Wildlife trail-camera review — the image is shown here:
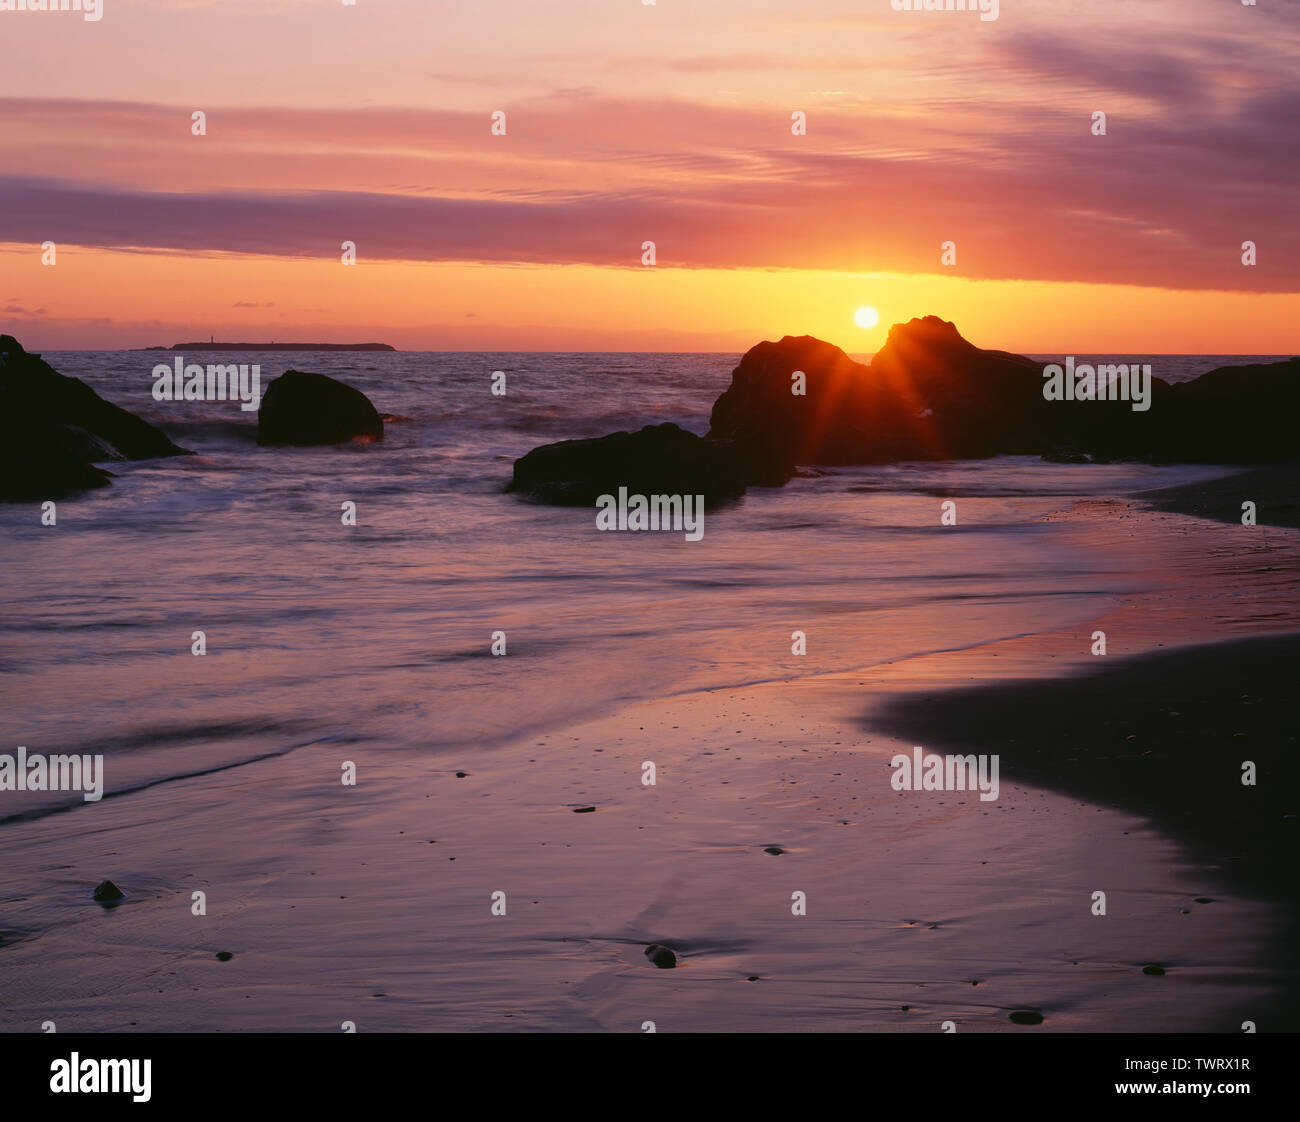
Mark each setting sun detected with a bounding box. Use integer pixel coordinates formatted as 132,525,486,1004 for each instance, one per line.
854,305,880,329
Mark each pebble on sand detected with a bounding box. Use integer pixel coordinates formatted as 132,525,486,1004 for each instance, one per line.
92,880,124,903
644,944,677,969
1009,1010,1043,1025
573,806,596,813
763,846,785,855
1142,964,1166,976
216,951,234,962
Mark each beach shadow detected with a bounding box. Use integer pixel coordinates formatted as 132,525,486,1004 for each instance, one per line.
870,632,1300,1028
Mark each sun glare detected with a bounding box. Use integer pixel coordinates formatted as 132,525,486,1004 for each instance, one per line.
854,305,879,329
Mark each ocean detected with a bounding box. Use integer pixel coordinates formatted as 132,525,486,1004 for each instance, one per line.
0,349,1280,817
5,348,1300,1034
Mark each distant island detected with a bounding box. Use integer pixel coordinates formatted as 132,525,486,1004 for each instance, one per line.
140,342,397,352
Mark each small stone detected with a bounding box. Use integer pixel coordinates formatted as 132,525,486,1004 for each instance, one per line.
747,975,760,982
215,951,234,962
1142,964,1166,976
1009,1010,1043,1025
573,806,596,814
644,944,677,969
92,880,124,903
763,846,785,855
1194,897,1213,904
455,771,468,778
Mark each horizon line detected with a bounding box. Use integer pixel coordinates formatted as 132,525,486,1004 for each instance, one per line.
29,347,1300,357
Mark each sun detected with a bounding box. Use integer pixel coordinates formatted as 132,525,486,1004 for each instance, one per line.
853,305,879,329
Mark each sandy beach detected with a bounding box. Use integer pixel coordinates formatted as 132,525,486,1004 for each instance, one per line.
3,476,1296,1033
1138,461,1300,529
4,0,1297,1090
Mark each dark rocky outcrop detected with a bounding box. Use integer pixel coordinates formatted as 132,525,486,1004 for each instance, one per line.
3,438,116,501
709,317,1135,464
0,334,190,502
1160,357,1300,463
257,370,383,446
708,317,1300,466
506,422,750,507
508,316,1299,507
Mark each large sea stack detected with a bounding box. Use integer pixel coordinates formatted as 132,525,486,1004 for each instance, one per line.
511,314,1300,507
707,317,1300,465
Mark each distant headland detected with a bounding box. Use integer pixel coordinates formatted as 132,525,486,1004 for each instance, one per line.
140,342,397,352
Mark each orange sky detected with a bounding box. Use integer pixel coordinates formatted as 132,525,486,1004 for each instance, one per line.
1,0,1296,352
3,246,1296,354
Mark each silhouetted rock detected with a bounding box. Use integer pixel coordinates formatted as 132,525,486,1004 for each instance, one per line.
3,437,115,502
709,318,1072,464
644,943,677,968
0,334,190,502
92,880,124,903
1162,358,1300,463
257,370,383,446
506,422,750,507
508,319,1299,507
708,319,1300,466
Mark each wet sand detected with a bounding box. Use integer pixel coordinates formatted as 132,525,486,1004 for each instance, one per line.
872,633,1300,1030
0,671,1283,1033
1137,460,1300,528
2,482,1298,1033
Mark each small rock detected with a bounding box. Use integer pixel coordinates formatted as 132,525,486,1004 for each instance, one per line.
455,771,468,778
507,422,753,506
257,369,384,446
644,944,677,969
1194,897,1213,904
763,846,785,855
1142,964,1166,976
215,951,234,962
1009,1010,1043,1025
92,880,124,903
573,806,596,814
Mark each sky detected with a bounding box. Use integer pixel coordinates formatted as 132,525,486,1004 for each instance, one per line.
0,0,1296,352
